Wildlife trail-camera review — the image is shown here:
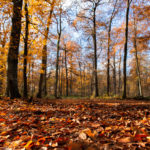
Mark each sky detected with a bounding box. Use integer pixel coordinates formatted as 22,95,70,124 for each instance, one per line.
63,0,73,8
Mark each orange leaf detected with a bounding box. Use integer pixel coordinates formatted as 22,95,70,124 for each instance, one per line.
24,140,33,149
0,112,6,116
118,137,131,143
37,137,46,144
0,118,5,122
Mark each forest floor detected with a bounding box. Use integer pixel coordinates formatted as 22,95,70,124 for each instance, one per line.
0,98,150,150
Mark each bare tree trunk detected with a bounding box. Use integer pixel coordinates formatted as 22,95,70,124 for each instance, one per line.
37,0,55,98
93,6,99,97
37,45,47,98
23,0,29,98
118,51,122,95
64,48,68,96
83,64,86,96
7,0,23,98
79,61,82,96
91,73,93,96
133,18,143,97
113,53,116,95
27,63,30,96
58,53,62,96
55,9,62,98
123,0,132,99
59,53,63,96
55,38,61,98
58,60,61,96
70,55,73,96
107,0,118,96
91,63,94,96
107,24,111,96
31,62,35,97
60,54,63,96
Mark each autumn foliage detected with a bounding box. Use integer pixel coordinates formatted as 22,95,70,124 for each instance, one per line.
0,0,150,148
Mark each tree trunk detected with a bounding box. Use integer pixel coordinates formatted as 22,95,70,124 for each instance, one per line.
118,51,122,95
113,53,116,95
7,0,23,98
37,0,55,98
6,78,9,97
65,48,69,96
91,72,93,96
91,63,94,96
83,65,86,96
123,0,132,99
31,62,34,97
55,9,62,98
107,19,112,96
93,6,99,97
69,55,73,96
58,60,61,95
37,45,47,98
60,54,63,96
55,40,60,98
133,18,143,97
58,53,62,96
107,24,111,96
23,0,29,98
79,61,82,96
107,0,118,96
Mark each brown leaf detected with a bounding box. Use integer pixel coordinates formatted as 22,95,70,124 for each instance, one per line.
68,142,82,150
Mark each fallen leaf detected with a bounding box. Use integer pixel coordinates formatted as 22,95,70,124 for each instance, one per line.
79,132,87,140
118,137,131,143
24,140,33,149
147,136,150,142
91,123,100,128
83,128,96,138
68,142,82,150
0,118,5,122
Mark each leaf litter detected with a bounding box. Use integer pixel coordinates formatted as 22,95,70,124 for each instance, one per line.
0,98,150,149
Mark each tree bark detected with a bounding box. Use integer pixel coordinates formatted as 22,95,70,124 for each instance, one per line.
107,23,111,96
70,55,73,96
55,8,62,98
58,53,62,96
107,0,118,96
133,18,143,97
93,6,99,97
60,53,63,96
113,53,116,95
83,64,86,96
79,61,82,96
118,51,122,95
31,62,34,97
7,0,23,98
23,0,29,98
37,0,55,98
123,0,132,99
64,48,69,96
